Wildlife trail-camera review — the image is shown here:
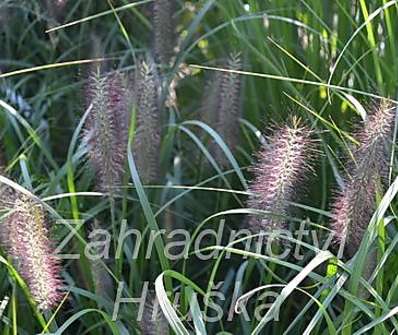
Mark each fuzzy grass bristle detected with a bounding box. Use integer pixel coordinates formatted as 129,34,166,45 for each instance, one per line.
131,58,162,183
331,100,396,258
0,196,62,310
200,53,243,167
153,0,177,66
331,175,380,258
247,117,316,235
84,70,129,193
352,100,396,177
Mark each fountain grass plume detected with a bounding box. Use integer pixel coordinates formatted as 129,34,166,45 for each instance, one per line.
331,100,396,257
153,0,177,66
247,116,317,235
132,58,162,183
217,53,242,163
200,53,243,166
200,71,222,127
351,100,396,177
331,175,380,258
84,70,129,193
0,196,62,310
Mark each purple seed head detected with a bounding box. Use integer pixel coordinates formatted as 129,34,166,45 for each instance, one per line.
247,117,316,234
331,175,379,258
352,100,395,177
331,101,396,257
200,53,243,166
131,58,162,183
153,0,177,66
0,196,62,310
84,70,129,192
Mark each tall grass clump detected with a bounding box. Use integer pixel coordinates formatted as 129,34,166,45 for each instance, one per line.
84,70,129,193
247,116,316,236
131,58,162,183
200,53,243,166
331,101,396,258
5,0,398,333
0,196,62,310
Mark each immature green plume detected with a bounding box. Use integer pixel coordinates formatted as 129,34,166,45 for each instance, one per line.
131,58,162,183
331,101,396,257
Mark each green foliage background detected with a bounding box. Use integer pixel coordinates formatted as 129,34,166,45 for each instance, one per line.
1,0,398,334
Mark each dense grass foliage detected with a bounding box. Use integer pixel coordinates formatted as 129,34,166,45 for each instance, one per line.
1,1,398,334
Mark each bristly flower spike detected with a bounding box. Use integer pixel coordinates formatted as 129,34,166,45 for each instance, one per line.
331,100,396,257
131,58,162,183
247,117,316,236
200,52,243,167
0,196,62,310
153,0,177,66
84,70,129,192
352,100,396,177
